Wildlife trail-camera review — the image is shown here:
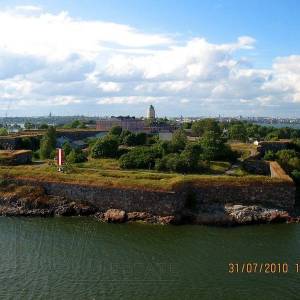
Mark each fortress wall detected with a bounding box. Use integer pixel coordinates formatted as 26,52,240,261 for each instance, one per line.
10,171,295,215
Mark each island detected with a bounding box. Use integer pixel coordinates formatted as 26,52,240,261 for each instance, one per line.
0,115,298,225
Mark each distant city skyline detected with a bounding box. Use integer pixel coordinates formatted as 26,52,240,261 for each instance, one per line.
0,1,300,117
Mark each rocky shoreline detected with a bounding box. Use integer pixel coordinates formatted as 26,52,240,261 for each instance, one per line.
0,183,298,225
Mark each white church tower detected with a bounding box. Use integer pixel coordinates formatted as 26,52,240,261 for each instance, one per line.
147,104,156,119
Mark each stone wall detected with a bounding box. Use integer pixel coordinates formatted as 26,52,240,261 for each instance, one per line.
0,135,42,150
0,150,32,165
56,130,106,141
257,140,291,155
191,180,294,210
11,168,295,215
242,159,270,175
0,137,19,150
11,179,184,216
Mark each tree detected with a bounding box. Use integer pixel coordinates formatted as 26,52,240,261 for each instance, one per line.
40,138,54,159
62,141,72,156
200,130,227,161
180,143,202,168
39,127,57,159
228,124,247,142
0,128,8,136
228,124,247,141
171,129,187,152
24,122,34,130
91,136,119,158
110,126,123,136
191,119,221,136
39,123,49,129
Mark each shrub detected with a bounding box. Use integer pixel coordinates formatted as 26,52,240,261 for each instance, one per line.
67,149,87,163
110,126,122,136
276,149,297,168
120,130,132,144
119,146,161,169
155,151,200,173
91,136,119,158
123,133,137,146
266,131,279,141
33,151,40,160
264,150,275,160
292,170,300,184
135,132,147,145
288,157,300,171
20,136,40,151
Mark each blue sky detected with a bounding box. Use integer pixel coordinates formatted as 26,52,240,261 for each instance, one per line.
0,0,299,117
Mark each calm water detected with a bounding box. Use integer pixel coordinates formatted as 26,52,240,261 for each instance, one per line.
1,218,300,299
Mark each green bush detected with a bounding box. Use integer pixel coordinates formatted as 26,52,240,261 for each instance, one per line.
91,136,119,158
67,149,87,163
123,133,137,146
276,149,297,168
292,170,300,184
110,126,122,136
119,146,161,169
264,150,275,160
33,151,40,160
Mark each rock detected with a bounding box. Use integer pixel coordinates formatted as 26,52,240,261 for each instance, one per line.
127,212,152,222
157,215,176,225
94,212,106,222
225,204,290,224
54,205,76,216
104,209,126,223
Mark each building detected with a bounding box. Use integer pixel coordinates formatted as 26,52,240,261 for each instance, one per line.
147,105,156,119
96,116,146,132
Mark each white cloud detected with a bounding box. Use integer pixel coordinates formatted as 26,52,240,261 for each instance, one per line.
0,7,172,61
98,82,121,92
0,6,300,116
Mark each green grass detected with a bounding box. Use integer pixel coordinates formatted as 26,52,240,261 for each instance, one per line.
0,158,283,192
209,161,231,173
229,142,258,160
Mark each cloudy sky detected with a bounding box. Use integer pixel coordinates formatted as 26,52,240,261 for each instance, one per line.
0,0,300,117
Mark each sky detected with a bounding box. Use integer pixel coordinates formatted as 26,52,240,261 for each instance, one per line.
0,0,300,117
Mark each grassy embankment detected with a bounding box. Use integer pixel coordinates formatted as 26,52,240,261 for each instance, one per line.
0,157,279,192
229,142,258,160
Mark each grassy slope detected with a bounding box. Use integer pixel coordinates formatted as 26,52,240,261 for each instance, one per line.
0,158,280,192
230,142,258,160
